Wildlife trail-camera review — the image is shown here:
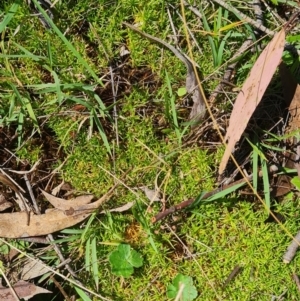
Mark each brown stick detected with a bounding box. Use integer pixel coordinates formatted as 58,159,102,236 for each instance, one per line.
222,265,243,288
50,275,72,301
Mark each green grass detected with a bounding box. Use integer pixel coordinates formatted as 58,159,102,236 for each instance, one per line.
1,0,300,300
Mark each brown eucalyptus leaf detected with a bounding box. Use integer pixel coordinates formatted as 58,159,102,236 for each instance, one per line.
41,190,93,210
219,29,286,174
0,210,92,238
0,280,51,300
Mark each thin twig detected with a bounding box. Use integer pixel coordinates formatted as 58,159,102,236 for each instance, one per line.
167,6,179,45
24,174,39,213
0,172,30,225
50,275,72,301
133,272,162,301
174,283,185,301
172,4,203,54
165,223,222,300
183,0,202,20
9,160,40,175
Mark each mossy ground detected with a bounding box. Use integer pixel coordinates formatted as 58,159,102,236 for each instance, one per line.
0,1,300,300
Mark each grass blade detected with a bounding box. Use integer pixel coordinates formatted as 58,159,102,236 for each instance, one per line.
261,157,271,209
31,0,101,84
91,237,99,291
0,1,20,33
252,143,259,193
74,287,93,301
85,238,91,272
205,181,247,202
92,108,112,155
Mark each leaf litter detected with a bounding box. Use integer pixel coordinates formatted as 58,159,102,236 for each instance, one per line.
0,184,117,238
0,280,51,301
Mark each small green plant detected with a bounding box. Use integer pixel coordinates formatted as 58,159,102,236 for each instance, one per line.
164,71,190,145
166,274,198,301
199,6,233,67
247,136,271,209
291,176,300,190
108,244,143,278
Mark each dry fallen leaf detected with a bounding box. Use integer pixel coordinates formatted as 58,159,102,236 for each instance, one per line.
21,259,50,280
0,280,51,301
0,185,116,238
219,28,286,174
41,190,93,211
139,186,161,202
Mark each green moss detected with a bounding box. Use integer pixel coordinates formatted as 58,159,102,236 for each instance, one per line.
1,1,298,300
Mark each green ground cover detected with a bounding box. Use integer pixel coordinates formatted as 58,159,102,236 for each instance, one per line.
0,0,300,300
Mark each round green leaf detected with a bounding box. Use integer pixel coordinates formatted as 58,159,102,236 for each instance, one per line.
177,87,187,97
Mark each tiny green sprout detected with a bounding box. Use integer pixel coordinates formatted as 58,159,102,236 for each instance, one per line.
108,244,143,278
291,176,300,191
167,274,198,301
177,87,187,97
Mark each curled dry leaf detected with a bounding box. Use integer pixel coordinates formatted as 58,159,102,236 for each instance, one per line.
219,29,286,174
41,190,93,210
0,280,51,301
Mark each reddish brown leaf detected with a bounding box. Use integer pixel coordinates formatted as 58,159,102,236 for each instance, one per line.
219,29,286,174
